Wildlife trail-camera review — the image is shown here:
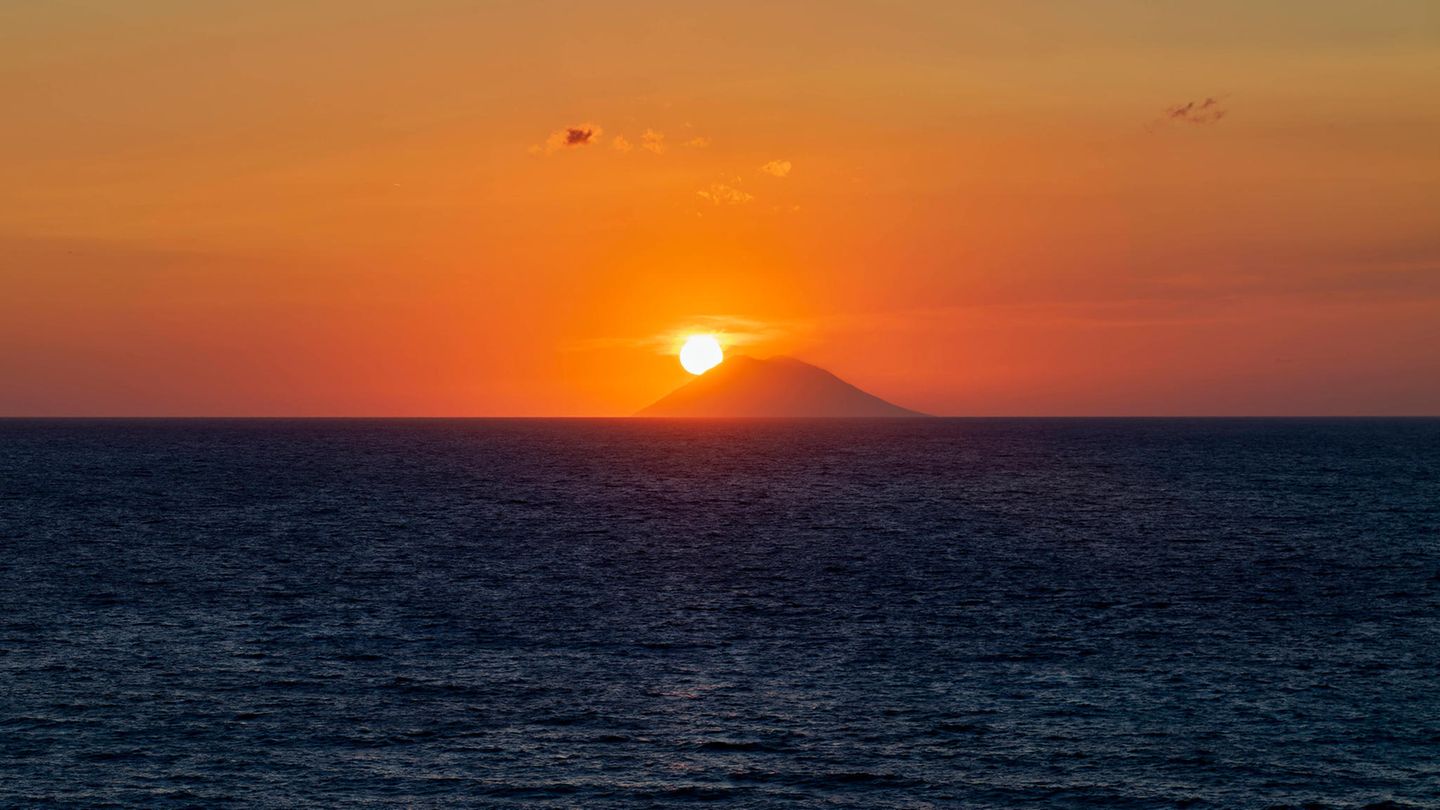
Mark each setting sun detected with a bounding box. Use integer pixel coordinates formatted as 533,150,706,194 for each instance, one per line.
679,335,724,375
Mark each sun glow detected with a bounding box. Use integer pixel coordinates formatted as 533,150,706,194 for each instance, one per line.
679,334,724,375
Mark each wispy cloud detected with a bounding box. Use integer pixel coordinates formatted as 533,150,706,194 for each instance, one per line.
669,315,799,352
529,118,718,162
568,315,807,354
697,182,754,205
760,159,792,178
529,119,797,212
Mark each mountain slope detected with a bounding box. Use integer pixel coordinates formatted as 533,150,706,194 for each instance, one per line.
636,356,927,417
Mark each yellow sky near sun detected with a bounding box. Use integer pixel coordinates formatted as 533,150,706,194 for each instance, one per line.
1,0,1438,414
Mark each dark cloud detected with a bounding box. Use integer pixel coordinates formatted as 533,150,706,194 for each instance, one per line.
531,122,604,154
1163,97,1227,125
564,127,596,145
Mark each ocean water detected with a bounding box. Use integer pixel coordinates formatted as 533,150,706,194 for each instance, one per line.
1,418,1438,808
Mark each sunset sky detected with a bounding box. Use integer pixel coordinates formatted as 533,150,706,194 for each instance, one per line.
3,1,1437,415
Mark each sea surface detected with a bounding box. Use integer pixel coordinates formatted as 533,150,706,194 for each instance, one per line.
2,418,1438,808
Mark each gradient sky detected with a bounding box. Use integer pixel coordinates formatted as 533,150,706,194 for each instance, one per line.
3,1,1438,415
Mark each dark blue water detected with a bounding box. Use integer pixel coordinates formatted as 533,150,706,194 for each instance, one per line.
2,419,1438,808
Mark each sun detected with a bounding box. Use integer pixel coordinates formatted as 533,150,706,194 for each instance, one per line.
679,334,724,375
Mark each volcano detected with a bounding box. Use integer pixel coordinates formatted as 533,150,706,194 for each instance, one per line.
636,355,927,417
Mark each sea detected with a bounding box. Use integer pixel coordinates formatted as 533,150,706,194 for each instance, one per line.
1,418,1437,808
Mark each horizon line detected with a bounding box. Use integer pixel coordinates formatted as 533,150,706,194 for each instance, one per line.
2,415,1439,420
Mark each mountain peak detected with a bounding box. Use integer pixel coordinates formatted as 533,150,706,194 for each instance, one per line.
636,355,926,417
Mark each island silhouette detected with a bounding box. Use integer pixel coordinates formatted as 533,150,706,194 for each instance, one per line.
637,355,926,417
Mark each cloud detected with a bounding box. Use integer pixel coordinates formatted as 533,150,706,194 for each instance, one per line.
662,315,800,352
529,123,708,158
760,159,792,178
1160,97,1227,126
697,182,754,205
568,315,808,355
533,122,604,154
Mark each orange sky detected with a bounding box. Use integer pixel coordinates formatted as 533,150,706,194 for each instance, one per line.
3,1,1438,415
